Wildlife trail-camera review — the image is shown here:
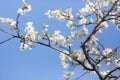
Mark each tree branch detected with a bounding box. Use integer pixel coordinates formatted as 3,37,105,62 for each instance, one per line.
75,72,88,80
0,36,16,44
0,28,16,36
103,67,120,80
34,41,94,71
15,13,21,37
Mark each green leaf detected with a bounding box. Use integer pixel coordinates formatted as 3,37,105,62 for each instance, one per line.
42,23,48,28
109,0,113,3
47,34,53,38
38,33,42,36
42,23,46,28
20,35,25,40
58,8,62,11
71,54,77,61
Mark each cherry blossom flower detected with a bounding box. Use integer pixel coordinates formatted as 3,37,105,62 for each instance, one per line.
103,48,112,57
0,17,16,29
20,21,41,51
66,21,74,29
100,70,110,77
115,58,120,67
64,71,74,80
18,0,31,15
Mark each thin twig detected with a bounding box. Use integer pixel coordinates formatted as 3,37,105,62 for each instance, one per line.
97,41,105,50
15,13,21,36
0,28,16,36
75,72,88,80
0,36,16,44
33,41,94,71
103,67,120,80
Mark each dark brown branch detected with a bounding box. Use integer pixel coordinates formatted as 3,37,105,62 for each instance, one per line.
109,75,120,80
96,44,120,66
0,28,16,36
97,41,105,50
103,67,120,80
15,13,21,36
34,41,70,56
75,72,87,80
0,36,16,44
34,41,94,71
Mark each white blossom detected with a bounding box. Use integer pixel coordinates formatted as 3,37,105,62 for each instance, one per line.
115,58,120,67
64,71,73,80
65,7,73,19
79,18,87,25
99,22,109,29
0,17,16,29
59,51,71,61
71,50,85,62
44,10,53,19
77,3,95,17
100,70,110,77
18,0,31,15
25,22,41,41
103,1,109,8
97,21,108,34
90,47,99,54
24,22,34,32
61,61,69,69
105,58,111,66
20,21,41,51
20,41,34,51
20,43,28,51
71,31,83,40
59,51,71,69
97,28,103,34
90,36,98,46
71,28,88,40
42,24,49,35
45,8,73,21
65,36,74,47
51,9,66,21
43,28,48,35
42,24,49,28
66,21,74,29
50,30,66,46
97,10,104,18
82,26,88,35
77,8,87,16
85,63,93,69
86,2,95,13
103,48,112,57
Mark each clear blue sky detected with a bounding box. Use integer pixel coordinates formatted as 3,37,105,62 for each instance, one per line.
0,0,120,80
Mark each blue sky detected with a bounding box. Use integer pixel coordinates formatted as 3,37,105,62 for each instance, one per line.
0,0,120,80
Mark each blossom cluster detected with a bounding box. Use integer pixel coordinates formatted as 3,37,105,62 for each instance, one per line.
50,30,73,47
18,0,31,15
45,7,73,21
20,21,41,51
59,50,85,79
0,17,16,29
